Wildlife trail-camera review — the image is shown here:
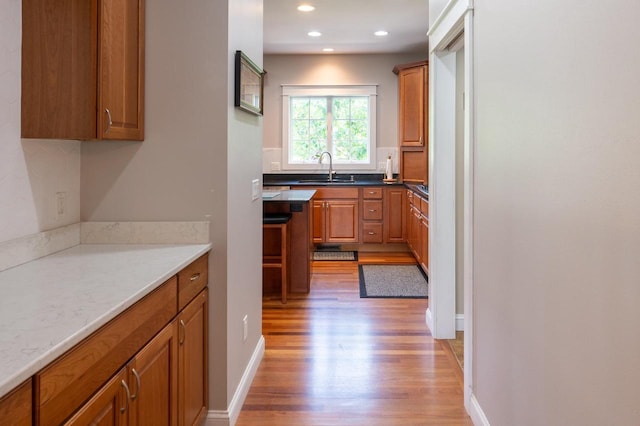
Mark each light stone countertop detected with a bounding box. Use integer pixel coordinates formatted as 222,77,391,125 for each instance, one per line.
0,243,211,399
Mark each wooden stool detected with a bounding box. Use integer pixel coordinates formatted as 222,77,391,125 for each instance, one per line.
262,213,292,304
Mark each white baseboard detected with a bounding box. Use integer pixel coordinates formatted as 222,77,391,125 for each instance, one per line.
467,392,490,426
205,336,265,426
456,314,464,331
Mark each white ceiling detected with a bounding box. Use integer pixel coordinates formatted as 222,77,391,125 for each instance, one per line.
264,0,430,55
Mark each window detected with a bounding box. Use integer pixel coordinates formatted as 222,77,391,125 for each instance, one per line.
282,85,377,170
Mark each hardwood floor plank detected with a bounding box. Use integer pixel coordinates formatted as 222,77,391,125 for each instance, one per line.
238,254,471,425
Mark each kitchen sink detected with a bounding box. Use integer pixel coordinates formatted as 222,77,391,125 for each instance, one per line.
297,178,355,184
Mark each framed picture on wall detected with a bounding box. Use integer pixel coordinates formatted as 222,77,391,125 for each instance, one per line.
234,50,264,116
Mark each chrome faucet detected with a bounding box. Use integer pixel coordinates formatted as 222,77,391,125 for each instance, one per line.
318,151,335,181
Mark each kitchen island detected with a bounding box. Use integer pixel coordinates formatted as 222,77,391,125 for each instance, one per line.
263,189,316,295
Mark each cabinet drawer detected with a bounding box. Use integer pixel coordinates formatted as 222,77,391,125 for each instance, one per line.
362,200,383,221
420,198,429,217
36,277,178,426
362,223,383,243
362,187,382,199
178,253,209,310
0,379,31,426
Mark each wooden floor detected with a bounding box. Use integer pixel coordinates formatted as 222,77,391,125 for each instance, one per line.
237,254,471,426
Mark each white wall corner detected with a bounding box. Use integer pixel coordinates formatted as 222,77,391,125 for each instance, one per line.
467,392,491,426
205,336,265,426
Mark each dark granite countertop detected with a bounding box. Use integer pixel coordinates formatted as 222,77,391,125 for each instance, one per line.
263,173,428,198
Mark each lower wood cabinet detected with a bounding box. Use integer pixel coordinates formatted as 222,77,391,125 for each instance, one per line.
406,189,429,276
0,379,32,426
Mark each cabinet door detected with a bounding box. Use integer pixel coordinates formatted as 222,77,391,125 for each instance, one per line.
0,379,32,426
420,215,429,275
64,369,129,426
326,200,359,243
312,200,326,243
128,322,178,426
409,204,421,262
98,0,145,140
399,65,426,147
384,188,405,243
21,0,98,139
178,289,208,426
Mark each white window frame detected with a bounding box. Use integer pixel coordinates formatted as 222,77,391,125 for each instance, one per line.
281,85,377,171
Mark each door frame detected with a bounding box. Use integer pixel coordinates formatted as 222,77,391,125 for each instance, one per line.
427,0,483,422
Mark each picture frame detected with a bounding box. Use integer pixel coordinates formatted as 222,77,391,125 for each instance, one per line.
234,50,264,116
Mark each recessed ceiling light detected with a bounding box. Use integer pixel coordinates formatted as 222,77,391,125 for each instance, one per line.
307,31,322,37
297,4,315,12
374,30,389,37
322,48,334,52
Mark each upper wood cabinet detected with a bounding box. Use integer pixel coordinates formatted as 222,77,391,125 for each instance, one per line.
394,60,429,184
395,63,427,147
21,0,145,141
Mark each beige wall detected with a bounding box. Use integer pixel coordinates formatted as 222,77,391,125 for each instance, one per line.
473,1,640,424
262,53,426,173
80,0,263,412
0,1,80,243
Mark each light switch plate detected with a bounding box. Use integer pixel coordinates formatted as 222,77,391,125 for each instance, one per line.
251,179,260,201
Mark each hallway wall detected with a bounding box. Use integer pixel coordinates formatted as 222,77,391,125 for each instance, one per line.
472,1,640,424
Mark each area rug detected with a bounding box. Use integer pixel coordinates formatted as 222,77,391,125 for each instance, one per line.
313,251,358,261
359,264,428,298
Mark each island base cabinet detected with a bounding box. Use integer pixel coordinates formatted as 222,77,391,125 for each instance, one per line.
0,379,32,426
178,288,208,426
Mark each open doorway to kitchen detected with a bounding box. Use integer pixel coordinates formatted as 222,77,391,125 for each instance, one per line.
427,0,476,418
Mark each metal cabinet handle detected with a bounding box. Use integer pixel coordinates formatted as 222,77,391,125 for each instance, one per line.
419,136,423,145
130,368,141,400
104,108,113,134
120,380,131,413
179,319,186,345
190,273,201,281
368,209,376,212
368,231,375,235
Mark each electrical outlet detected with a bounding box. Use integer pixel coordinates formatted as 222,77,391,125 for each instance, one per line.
242,315,248,341
378,162,386,171
56,192,66,217
271,161,281,171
